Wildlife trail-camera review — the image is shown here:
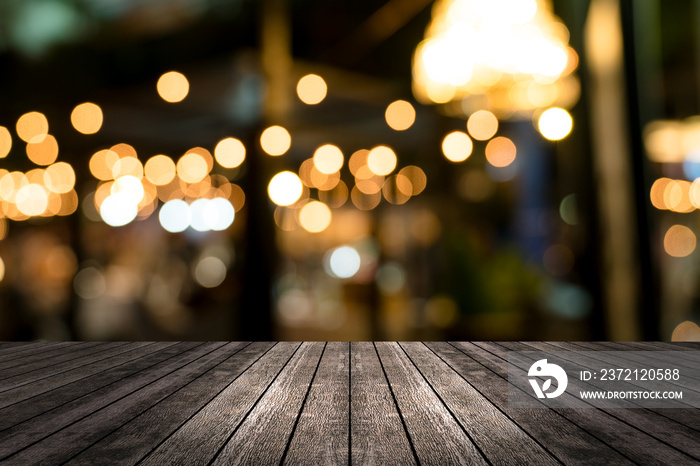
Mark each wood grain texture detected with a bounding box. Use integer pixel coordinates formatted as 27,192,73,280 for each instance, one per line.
375,342,488,466
488,341,699,465
350,341,416,466
523,341,700,456
0,342,233,465
0,342,138,393
0,342,154,409
0,341,108,374
138,342,301,466
0,342,111,378
519,341,696,406
400,341,560,465
0,341,695,465
282,342,349,466
0,342,77,366
562,341,700,382
64,341,265,466
210,342,326,465
430,342,634,465
0,341,176,429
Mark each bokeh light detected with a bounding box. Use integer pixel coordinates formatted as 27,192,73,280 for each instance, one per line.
90,149,119,181
383,175,412,205
399,166,427,196
157,71,189,103
426,295,459,328
44,162,76,194
16,111,48,143
15,184,48,216
367,145,397,176
111,175,145,204
189,198,211,232
268,171,303,206
260,125,291,156
111,143,138,159
355,166,384,194
385,100,416,131
467,110,498,141
485,136,517,167
177,152,208,184
351,186,382,210
664,225,696,257
159,199,190,233
100,192,138,227
326,246,361,279
559,193,578,225
71,102,103,134
349,149,369,176
442,131,473,162
318,180,349,208
112,156,144,180
0,126,11,158
296,74,327,105
543,244,575,276
198,197,235,231
671,321,700,342
215,137,246,168
299,201,332,233
193,256,227,288
145,155,176,186
73,267,106,300
538,107,573,140
26,134,58,166
313,144,344,174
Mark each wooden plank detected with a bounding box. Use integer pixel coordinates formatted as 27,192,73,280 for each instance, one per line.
656,342,700,350
520,341,700,454
0,342,154,409
428,342,633,465
551,342,700,431
523,342,698,403
0,342,61,361
137,342,301,465
375,342,488,465
63,342,273,466
349,341,416,466
0,342,237,465
0,342,206,460
0,342,179,430
280,342,348,466
400,342,559,465
486,341,699,464
0,342,135,392
0,342,30,350
210,342,326,465
0,342,106,373
0,342,75,364
563,341,700,375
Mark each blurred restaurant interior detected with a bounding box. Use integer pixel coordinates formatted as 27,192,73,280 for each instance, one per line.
0,0,699,342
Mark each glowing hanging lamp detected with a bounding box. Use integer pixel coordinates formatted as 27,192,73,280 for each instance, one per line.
412,0,580,120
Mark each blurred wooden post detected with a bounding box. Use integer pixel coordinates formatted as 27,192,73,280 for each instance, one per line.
584,0,643,340
261,0,292,123
237,0,293,340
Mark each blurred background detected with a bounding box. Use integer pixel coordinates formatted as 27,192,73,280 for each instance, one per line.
0,0,698,342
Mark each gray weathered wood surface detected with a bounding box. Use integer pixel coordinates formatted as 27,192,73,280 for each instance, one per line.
0,341,697,465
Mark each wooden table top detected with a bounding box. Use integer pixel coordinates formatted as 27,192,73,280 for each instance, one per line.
0,341,698,465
